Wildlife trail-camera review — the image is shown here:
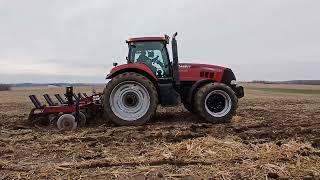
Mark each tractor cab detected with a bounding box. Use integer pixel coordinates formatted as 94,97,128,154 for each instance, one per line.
125,34,180,86
123,34,181,106
127,38,171,78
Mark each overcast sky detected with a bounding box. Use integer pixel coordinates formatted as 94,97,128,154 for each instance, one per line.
0,0,319,83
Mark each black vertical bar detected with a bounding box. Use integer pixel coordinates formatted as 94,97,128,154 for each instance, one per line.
66,86,74,105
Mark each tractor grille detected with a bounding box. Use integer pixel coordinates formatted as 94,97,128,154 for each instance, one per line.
200,71,214,78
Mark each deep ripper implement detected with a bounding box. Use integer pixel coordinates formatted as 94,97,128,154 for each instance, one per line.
28,33,244,130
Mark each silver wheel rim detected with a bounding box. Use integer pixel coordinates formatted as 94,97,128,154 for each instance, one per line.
205,90,232,118
110,81,150,121
57,114,77,130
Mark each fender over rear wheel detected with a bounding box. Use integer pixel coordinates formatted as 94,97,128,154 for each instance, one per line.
103,72,158,126
194,83,237,123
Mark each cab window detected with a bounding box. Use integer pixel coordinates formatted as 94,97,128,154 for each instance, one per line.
128,41,170,78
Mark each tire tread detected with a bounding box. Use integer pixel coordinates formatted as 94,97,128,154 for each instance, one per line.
194,83,237,123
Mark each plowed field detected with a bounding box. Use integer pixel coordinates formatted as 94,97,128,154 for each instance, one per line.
0,84,319,179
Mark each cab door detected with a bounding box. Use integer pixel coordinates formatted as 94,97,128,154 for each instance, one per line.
128,41,171,78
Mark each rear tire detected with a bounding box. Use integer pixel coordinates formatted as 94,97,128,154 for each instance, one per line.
194,83,237,123
103,72,158,126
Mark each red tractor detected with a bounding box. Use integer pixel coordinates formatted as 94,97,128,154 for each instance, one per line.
103,33,244,126
27,32,244,130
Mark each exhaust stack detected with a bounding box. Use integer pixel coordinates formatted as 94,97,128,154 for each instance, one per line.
171,32,180,85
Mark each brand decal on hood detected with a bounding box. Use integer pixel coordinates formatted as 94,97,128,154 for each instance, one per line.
191,66,223,72
179,64,222,72
179,64,191,69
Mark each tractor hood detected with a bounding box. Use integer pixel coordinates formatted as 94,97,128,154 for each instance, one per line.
179,63,226,72
107,62,236,85
178,63,231,83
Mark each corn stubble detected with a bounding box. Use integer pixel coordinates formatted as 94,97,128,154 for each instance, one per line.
0,85,319,179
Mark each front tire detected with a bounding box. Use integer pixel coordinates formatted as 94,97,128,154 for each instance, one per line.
194,83,237,123
103,72,158,126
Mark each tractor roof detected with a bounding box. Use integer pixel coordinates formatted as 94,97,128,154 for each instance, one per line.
126,37,168,43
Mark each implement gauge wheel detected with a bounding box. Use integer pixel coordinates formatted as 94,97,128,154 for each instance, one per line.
72,111,87,127
57,114,77,131
103,72,158,126
194,83,238,123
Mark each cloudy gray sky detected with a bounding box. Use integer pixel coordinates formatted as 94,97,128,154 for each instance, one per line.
0,0,319,83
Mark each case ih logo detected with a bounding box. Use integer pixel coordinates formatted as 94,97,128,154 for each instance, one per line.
179,64,191,69
196,66,223,72
179,64,223,72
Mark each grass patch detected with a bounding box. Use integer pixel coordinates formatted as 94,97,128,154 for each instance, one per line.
248,87,320,95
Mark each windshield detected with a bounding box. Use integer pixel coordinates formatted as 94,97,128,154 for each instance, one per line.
128,41,170,77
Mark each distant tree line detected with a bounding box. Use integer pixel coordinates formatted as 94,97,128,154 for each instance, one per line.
252,80,320,85
252,80,275,84
0,84,11,91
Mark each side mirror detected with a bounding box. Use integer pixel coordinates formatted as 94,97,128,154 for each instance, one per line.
113,62,118,67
